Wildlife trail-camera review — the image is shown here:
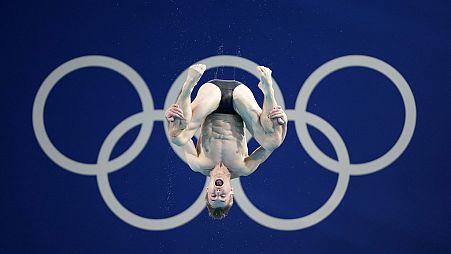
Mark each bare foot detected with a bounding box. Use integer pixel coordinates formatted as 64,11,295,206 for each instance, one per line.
184,64,207,91
256,66,273,94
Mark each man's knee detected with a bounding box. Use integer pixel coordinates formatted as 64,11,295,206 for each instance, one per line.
197,83,221,105
233,84,260,115
233,84,251,103
192,82,221,118
199,82,221,95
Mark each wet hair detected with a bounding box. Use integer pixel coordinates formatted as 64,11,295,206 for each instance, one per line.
205,192,233,220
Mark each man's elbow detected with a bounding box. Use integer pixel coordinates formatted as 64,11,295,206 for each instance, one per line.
262,140,281,152
170,135,188,146
243,164,259,176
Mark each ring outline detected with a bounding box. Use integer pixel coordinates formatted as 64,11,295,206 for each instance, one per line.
32,55,154,175
32,54,417,231
294,55,417,175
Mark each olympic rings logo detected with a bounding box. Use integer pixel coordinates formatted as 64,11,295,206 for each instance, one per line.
32,55,416,231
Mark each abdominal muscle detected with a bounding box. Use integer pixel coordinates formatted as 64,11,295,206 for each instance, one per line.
197,113,249,177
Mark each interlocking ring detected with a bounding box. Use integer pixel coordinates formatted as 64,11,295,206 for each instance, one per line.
32,55,416,231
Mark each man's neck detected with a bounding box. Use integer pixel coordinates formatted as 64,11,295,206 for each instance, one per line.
209,164,231,179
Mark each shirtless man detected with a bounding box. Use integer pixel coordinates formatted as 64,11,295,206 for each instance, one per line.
165,64,287,219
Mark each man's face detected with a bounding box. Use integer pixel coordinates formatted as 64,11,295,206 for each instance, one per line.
207,174,233,208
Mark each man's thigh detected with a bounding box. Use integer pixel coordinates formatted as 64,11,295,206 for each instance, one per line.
190,82,221,124
232,84,262,135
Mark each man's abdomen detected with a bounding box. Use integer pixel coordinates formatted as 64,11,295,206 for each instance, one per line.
199,113,248,168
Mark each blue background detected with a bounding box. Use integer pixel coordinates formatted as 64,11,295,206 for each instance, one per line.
1,0,450,253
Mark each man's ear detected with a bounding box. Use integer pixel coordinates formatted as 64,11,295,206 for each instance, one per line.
228,194,234,206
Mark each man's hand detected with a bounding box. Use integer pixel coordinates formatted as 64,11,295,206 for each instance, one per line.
268,106,287,125
165,104,187,136
165,103,184,122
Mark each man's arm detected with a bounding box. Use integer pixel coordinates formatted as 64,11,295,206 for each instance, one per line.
166,100,217,175
233,66,287,151
242,146,273,176
165,64,221,174
166,64,220,146
181,139,213,176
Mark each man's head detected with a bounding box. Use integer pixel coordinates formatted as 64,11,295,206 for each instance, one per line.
205,163,234,219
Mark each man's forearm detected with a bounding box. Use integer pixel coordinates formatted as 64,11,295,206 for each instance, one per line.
168,120,183,136
168,120,191,146
244,146,272,175
258,118,287,151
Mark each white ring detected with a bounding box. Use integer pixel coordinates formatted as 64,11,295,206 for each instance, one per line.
234,112,350,231
96,112,209,230
32,55,155,175
32,54,416,231
295,55,416,175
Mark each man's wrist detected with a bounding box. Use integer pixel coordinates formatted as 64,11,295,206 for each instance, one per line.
168,122,183,136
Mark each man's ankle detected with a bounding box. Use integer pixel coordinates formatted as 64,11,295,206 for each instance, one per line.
263,87,275,97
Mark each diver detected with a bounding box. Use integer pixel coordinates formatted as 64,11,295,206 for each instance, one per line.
165,64,287,219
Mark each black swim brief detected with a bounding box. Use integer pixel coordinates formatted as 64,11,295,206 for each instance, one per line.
208,79,242,115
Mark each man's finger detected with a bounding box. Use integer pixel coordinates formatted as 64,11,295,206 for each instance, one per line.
165,112,175,121
270,113,285,119
170,108,184,115
269,110,283,118
270,109,283,114
171,107,184,115
269,108,283,114
271,113,284,118
166,110,183,120
169,110,184,119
